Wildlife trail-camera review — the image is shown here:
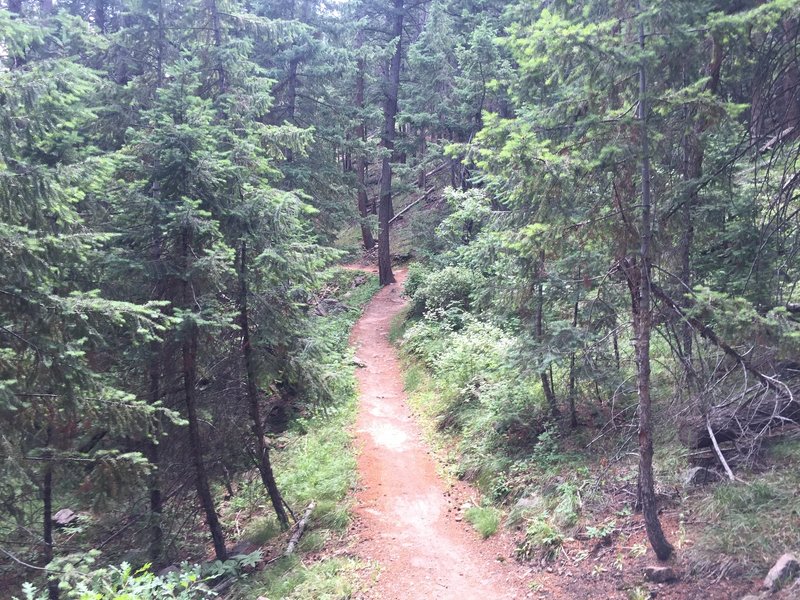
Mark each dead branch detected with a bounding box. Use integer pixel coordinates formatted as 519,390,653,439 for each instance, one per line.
706,416,735,481
284,501,315,557
388,187,436,225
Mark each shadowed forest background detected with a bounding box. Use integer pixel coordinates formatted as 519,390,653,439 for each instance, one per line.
1,0,799,597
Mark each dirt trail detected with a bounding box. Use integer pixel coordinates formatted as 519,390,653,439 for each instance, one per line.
349,266,527,599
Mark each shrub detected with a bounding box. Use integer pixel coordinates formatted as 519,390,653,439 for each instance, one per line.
410,266,480,317
19,556,213,600
517,516,564,561
403,263,430,298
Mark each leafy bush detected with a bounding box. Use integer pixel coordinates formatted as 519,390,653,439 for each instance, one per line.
409,266,480,317
403,263,430,298
19,557,213,600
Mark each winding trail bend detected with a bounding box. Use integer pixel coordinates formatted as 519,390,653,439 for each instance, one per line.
348,266,526,599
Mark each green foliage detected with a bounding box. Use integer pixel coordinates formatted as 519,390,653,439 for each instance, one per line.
464,506,501,539
409,266,481,318
244,556,364,600
203,551,263,579
586,519,616,541
17,556,213,600
517,516,564,561
695,470,800,572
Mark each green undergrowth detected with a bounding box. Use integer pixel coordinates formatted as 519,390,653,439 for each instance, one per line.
464,506,501,539
394,262,800,574
232,267,379,599
392,263,628,560
249,556,367,600
691,437,800,575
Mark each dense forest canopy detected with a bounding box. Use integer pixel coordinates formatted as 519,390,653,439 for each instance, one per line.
1,0,799,597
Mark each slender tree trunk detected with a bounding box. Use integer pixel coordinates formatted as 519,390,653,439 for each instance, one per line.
207,0,226,93
635,4,673,561
354,50,375,250
377,0,403,285
42,443,58,600
238,242,290,529
156,0,165,87
535,251,558,418
8,0,22,15
40,0,52,14
782,18,800,130
181,231,227,561
147,345,164,564
282,55,300,164
95,0,106,33
679,35,722,371
568,276,580,428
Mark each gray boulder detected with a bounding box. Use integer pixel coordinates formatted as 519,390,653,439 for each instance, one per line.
763,553,799,592
683,466,724,486
644,565,678,583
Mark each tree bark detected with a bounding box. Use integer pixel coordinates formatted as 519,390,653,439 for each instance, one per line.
40,0,52,14
634,3,673,561
95,0,106,33
42,443,58,600
147,346,163,564
8,0,22,15
207,0,226,93
377,0,403,286
238,241,289,530
679,34,722,369
283,53,299,163
354,50,375,250
535,251,559,418
568,276,580,428
181,231,227,561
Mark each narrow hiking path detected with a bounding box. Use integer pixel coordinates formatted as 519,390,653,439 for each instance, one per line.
348,266,528,600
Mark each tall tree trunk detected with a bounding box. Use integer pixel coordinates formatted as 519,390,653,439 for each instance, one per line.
354,50,375,250
283,55,299,164
181,231,227,561
8,0,22,15
635,4,673,561
536,251,558,418
42,442,58,600
95,0,106,33
147,345,164,564
679,35,722,372
238,241,290,529
207,0,226,93
568,275,580,428
40,0,52,14
377,0,403,285
156,0,165,87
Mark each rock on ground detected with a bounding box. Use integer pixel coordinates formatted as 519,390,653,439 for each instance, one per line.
644,565,678,583
763,553,799,592
683,466,724,486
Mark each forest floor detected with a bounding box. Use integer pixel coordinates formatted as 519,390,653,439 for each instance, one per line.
346,264,529,599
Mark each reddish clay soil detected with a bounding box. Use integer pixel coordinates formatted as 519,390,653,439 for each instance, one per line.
348,267,529,599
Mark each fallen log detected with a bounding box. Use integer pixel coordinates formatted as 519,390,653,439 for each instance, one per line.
285,501,315,557
388,188,436,225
